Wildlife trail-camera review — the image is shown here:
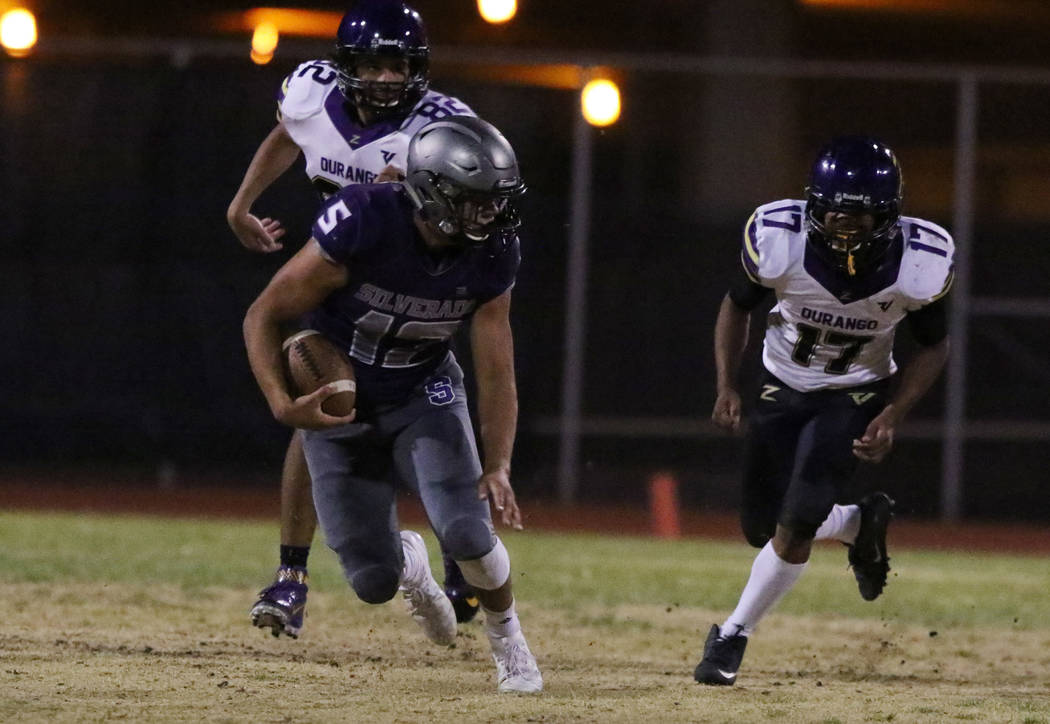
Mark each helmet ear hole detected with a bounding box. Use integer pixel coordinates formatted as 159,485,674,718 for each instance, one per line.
436,179,458,198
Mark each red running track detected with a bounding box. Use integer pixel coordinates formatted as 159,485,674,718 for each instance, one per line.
2,469,1047,554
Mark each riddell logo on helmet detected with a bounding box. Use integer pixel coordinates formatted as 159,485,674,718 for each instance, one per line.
833,192,872,205
371,38,406,50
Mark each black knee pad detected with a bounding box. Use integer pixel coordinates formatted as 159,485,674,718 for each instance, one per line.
743,529,771,549
440,515,493,560
741,509,774,549
349,564,400,604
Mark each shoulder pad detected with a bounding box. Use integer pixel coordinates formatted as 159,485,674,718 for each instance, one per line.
898,217,955,302
312,184,370,262
399,91,477,135
741,199,805,283
278,60,340,122
313,185,415,264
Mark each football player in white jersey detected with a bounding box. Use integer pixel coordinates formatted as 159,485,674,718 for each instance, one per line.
694,137,953,686
226,0,480,639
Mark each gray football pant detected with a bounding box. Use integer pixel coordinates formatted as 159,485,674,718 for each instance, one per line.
301,357,496,604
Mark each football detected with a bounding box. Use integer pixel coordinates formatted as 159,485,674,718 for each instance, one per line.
282,330,357,417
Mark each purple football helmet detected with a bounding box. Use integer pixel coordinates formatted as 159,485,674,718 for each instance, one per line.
333,0,429,114
805,136,902,276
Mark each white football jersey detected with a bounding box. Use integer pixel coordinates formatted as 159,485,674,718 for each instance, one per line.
742,199,954,392
277,60,475,193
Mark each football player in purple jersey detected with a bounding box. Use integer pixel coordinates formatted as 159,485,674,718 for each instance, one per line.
694,137,953,686
243,116,542,693
227,0,481,639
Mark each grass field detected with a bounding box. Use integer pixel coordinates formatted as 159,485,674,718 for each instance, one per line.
2,510,1049,723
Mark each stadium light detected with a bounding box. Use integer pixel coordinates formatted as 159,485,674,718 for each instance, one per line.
1,8,37,57
477,0,516,24
250,21,279,65
580,78,621,127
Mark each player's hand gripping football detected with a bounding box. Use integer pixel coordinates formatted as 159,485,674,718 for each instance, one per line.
852,407,896,463
273,384,356,430
478,469,523,531
228,211,287,253
712,388,743,432
376,164,405,183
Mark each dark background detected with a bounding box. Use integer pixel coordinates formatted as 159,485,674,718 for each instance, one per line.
2,0,1048,521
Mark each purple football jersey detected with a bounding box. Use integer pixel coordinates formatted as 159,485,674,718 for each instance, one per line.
307,183,519,406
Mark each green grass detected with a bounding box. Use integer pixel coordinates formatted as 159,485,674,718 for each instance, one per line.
3,510,1049,628
4,510,1050,723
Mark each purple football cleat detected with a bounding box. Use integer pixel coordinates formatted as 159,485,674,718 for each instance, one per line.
250,566,308,638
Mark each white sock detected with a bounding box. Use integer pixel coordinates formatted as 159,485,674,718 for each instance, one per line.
722,542,807,637
482,599,521,638
814,504,861,544
400,536,425,587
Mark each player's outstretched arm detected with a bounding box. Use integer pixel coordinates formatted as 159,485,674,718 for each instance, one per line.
470,289,523,530
712,293,752,432
243,240,353,430
853,336,949,463
227,123,302,253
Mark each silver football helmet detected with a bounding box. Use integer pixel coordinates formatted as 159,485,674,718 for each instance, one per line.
404,116,525,245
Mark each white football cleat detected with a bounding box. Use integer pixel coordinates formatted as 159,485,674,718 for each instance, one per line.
488,630,543,693
399,530,457,646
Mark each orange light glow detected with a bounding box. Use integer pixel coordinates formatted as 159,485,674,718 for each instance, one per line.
250,21,278,65
215,8,342,38
581,78,621,127
448,64,582,90
252,22,279,52
1,8,37,57
478,0,517,24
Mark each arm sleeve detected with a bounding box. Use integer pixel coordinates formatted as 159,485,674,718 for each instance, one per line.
478,237,521,303
728,264,772,311
725,208,774,310
905,294,949,346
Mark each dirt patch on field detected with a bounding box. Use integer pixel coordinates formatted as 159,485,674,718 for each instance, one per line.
4,583,1050,723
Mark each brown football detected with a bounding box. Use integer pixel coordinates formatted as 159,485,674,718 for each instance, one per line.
282,330,357,417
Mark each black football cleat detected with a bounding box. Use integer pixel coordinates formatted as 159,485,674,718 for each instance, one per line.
694,624,748,686
442,553,480,623
849,492,895,601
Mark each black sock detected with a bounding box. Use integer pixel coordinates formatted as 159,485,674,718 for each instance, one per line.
280,545,310,569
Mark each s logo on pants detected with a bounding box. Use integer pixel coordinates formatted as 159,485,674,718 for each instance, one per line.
424,377,456,406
